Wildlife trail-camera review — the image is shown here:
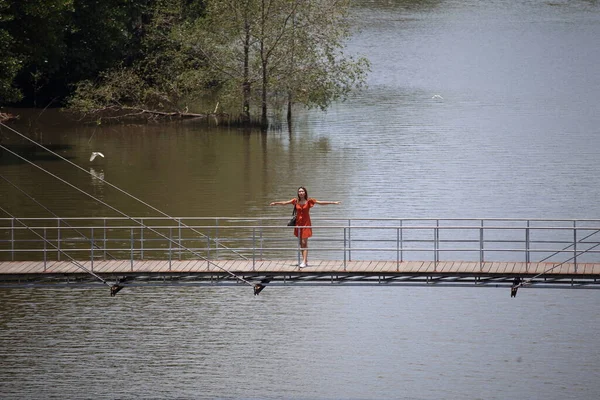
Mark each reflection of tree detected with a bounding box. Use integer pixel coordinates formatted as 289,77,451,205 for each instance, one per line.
90,168,105,202
90,168,104,184
352,0,442,12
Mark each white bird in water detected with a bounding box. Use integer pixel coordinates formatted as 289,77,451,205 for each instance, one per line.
90,152,105,162
431,94,444,100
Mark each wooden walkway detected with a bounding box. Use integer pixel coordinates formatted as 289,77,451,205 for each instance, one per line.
1,259,600,288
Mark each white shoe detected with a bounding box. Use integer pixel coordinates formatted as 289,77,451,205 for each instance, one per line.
299,262,306,268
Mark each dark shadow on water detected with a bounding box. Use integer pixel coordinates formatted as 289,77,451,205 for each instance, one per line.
0,144,74,165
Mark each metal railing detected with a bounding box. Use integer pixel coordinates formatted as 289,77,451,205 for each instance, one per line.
2,218,600,271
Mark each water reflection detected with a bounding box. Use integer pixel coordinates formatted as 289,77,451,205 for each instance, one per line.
2,1,600,399
0,143,73,165
89,168,105,197
352,0,443,12
0,0,599,223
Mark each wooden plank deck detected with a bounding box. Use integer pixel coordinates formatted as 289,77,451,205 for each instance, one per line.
1,259,600,278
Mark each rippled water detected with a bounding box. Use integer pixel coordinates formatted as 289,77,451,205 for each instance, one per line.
2,0,600,399
315,0,600,220
1,2,599,222
1,287,600,400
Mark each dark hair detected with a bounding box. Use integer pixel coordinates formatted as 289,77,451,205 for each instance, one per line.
297,186,308,201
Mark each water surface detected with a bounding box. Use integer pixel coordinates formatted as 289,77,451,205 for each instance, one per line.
1,287,599,399
1,1,600,398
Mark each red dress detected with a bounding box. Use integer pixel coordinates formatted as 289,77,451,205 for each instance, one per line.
292,198,315,239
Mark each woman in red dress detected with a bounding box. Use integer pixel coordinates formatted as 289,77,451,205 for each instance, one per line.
270,186,340,267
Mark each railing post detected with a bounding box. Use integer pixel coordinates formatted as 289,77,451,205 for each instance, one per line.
252,227,256,271
297,230,302,266
348,219,352,262
215,218,219,260
343,227,347,271
43,227,47,271
103,218,107,261
10,218,14,261
140,218,144,260
130,227,134,271
90,227,94,272
396,227,400,272
479,220,484,271
434,220,439,270
206,234,210,261
178,218,182,260
573,220,577,273
206,233,210,270
169,227,172,271
400,220,404,263
57,219,61,261
525,220,530,265
259,225,264,261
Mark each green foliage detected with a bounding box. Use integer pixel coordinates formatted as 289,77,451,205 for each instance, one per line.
68,69,147,113
4,0,75,105
3,0,369,127
66,0,141,80
1,0,153,107
0,0,22,102
178,0,370,124
137,0,202,102
68,0,211,118
270,0,371,111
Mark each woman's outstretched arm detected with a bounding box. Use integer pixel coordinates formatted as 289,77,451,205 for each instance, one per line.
314,200,341,205
270,199,295,206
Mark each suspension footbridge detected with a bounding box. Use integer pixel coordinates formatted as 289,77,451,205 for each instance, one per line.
2,121,600,295
2,217,599,293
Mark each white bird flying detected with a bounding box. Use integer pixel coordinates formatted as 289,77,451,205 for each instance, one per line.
90,152,105,162
431,94,444,100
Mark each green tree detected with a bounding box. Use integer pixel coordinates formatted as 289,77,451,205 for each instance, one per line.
183,0,369,127
1,0,155,107
274,0,370,119
180,0,260,123
0,0,22,103
68,0,210,120
65,0,147,84
67,0,368,127
4,0,74,106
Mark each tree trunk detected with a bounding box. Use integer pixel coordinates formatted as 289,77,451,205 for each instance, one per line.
242,18,251,125
261,61,268,128
287,92,293,122
260,0,268,129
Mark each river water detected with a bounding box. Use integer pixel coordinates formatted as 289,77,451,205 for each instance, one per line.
1,0,600,399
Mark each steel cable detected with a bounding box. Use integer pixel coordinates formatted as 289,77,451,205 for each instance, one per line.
0,121,249,260
0,205,111,287
0,139,259,292
0,173,121,261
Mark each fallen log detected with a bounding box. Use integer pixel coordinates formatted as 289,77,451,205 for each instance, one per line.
76,105,228,123
136,108,211,118
0,112,18,123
